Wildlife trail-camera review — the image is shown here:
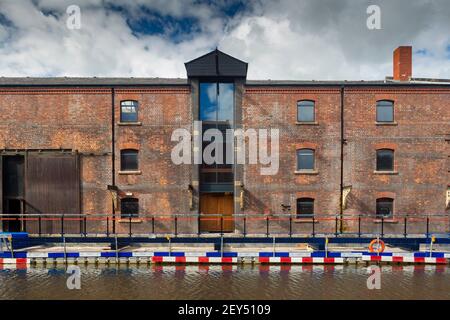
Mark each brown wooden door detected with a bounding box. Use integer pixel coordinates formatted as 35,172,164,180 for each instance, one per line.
200,193,234,233
25,153,80,234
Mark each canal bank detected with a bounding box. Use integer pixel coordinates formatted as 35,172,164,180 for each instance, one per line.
1,264,449,300
1,242,449,267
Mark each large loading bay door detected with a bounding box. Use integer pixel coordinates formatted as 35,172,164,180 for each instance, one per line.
1,152,80,233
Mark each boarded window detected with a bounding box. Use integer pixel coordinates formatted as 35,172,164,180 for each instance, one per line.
121,198,139,218
120,149,138,171
297,100,315,122
120,101,138,122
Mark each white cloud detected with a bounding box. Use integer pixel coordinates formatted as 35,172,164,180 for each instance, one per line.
0,0,449,80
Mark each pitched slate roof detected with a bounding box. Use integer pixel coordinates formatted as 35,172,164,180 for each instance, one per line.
0,77,188,86
184,49,248,78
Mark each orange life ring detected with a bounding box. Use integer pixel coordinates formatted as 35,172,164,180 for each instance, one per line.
369,239,385,253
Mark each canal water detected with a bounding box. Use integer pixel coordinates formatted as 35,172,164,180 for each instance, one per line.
0,265,449,300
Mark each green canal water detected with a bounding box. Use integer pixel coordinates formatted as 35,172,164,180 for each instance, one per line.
0,264,449,300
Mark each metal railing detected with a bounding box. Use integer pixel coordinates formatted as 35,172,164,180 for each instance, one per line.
0,213,449,238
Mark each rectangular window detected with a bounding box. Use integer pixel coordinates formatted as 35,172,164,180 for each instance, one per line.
297,149,315,170
376,198,393,218
376,149,394,171
297,101,315,122
376,100,394,122
120,101,138,122
121,198,139,218
297,198,314,218
120,150,138,171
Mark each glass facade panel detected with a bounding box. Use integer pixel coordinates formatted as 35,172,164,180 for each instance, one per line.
199,82,234,186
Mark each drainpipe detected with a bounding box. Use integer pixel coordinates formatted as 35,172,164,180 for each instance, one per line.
111,87,116,234
339,85,345,233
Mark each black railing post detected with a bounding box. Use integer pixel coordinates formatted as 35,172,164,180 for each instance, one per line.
381,216,384,237
243,216,247,237
175,216,178,237
61,215,64,237
129,215,132,237
266,216,269,237
335,216,338,236
106,216,109,237
220,216,224,236
358,215,361,237
426,216,429,238
84,216,87,237
38,216,42,236
152,216,155,234
312,217,315,237
404,216,407,238
289,215,292,238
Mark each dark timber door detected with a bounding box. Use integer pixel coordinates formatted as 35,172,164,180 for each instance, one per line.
25,154,80,234
200,193,234,233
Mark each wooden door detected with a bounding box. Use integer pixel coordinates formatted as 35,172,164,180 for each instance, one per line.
25,153,80,234
200,193,234,233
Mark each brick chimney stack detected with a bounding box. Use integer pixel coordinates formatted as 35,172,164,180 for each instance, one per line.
393,46,412,81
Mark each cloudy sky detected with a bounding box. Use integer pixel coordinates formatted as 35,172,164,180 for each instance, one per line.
0,0,449,80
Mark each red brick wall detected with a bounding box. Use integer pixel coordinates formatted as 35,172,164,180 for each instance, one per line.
0,88,112,232
343,87,450,233
241,87,342,234
113,88,193,234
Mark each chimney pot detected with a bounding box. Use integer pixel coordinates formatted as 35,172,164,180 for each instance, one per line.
393,46,412,81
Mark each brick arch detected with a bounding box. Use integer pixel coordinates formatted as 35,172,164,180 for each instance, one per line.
295,142,317,150
295,192,316,199
375,191,396,199
119,141,140,150
374,142,397,150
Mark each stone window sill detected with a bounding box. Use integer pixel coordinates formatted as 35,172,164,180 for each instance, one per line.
375,121,398,126
373,171,398,175
296,121,319,126
118,122,142,126
373,218,399,224
118,218,142,223
295,170,319,175
294,218,318,223
118,170,142,175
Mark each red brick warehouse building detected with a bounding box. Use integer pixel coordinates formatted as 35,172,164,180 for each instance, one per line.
0,46,449,235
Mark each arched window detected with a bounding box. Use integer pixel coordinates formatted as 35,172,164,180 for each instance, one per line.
376,100,394,122
297,198,314,217
120,100,138,122
376,149,394,171
376,198,393,218
121,198,139,218
297,100,315,122
297,149,315,170
120,149,139,171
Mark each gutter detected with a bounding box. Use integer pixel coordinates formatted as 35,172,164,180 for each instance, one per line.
339,85,345,233
111,87,116,234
